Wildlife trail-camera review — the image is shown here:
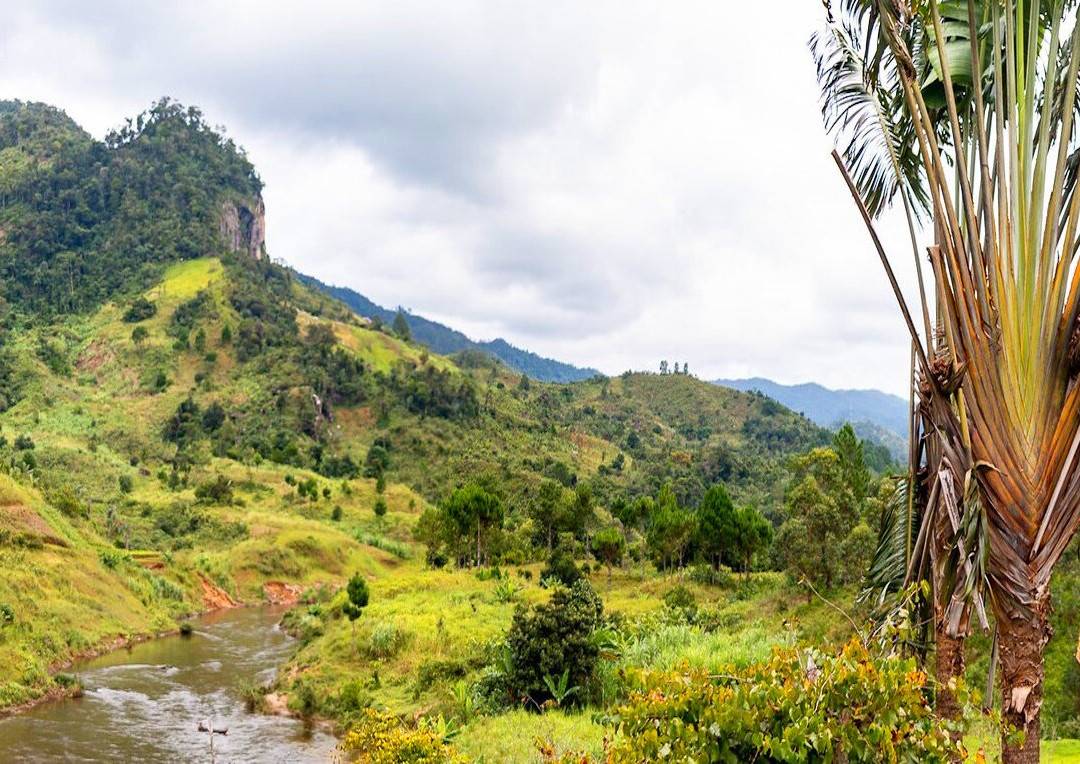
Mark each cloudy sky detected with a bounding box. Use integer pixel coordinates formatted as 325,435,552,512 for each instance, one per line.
0,1,926,396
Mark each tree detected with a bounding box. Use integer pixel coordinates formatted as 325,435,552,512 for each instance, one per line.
591,527,626,593
833,423,870,511
777,448,857,592
131,325,149,347
527,480,569,554
659,360,669,375
730,505,772,581
647,484,696,573
506,579,603,707
816,4,1080,754
441,483,504,567
695,484,737,569
392,309,412,342
374,497,387,522
342,573,370,655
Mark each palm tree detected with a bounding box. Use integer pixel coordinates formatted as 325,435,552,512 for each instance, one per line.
819,1,1080,760
813,0,987,725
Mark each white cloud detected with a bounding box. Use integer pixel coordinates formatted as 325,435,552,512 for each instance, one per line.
0,0,931,396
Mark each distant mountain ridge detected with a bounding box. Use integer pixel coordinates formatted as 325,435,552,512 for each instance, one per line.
299,275,601,383
713,377,909,441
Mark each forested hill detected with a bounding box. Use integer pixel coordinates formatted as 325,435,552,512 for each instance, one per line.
299,275,601,383
0,98,265,315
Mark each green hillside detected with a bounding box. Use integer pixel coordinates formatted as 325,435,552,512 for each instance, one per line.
0,100,834,716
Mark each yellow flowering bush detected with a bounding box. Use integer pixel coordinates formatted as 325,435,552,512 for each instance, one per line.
339,708,467,764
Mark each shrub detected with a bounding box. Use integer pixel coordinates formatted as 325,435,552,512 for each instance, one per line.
123,297,157,323
340,708,466,763
506,579,603,708
607,639,976,763
118,474,134,494
331,505,343,522
662,584,697,613
0,603,14,625
194,474,233,504
540,547,582,588
13,435,34,451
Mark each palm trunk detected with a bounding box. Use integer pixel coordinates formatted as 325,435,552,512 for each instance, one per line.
997,597,1050,764
934,625,965,726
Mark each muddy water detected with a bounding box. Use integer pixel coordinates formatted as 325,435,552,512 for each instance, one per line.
0,606,338,763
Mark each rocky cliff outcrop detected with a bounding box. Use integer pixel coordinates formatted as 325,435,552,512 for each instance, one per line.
220,197,266,260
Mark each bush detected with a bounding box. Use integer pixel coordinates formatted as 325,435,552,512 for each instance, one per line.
0,603,13,625
540,547,583,589
607,639,975,763
194,475,233,505
340,708,466,763
662,584,697,613
118,474,134,494
331,505,343,522
123,297,157,323
506,579,603,708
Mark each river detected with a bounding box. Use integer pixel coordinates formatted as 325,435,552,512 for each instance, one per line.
0,606,338,763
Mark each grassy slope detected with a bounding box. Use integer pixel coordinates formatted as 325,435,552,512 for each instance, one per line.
0,259,430,708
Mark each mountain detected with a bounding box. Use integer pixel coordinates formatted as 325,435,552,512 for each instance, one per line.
0,98,833,712
714,377,909,440
299,276,601,383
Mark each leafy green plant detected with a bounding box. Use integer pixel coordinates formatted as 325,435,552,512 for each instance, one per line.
608,639,984,763
493,579,520,603
541,669,580,709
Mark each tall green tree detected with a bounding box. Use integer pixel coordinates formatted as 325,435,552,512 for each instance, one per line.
695,484,737,570
591,527,626,593
731,505,773,580
342,573,370,656
777,448,857,591
392,309,412,342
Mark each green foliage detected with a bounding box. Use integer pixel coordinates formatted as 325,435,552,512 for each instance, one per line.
506,579,604,708
777,448,863,591
374,498,388,519
117,474,133,494
608,639,973,763
0,99,261,314
647,484,696,571
343,573,370,623
194,474,233,505
418,483,503,568
540,546,583,588
662,584,697,612
392,310,413,342
591,527,625,583
695,483,737,569
122,298,157,323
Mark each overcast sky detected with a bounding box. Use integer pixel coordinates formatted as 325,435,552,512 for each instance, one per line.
0,1,926,396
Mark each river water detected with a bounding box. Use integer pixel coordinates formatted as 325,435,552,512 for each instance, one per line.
0,606,338,763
